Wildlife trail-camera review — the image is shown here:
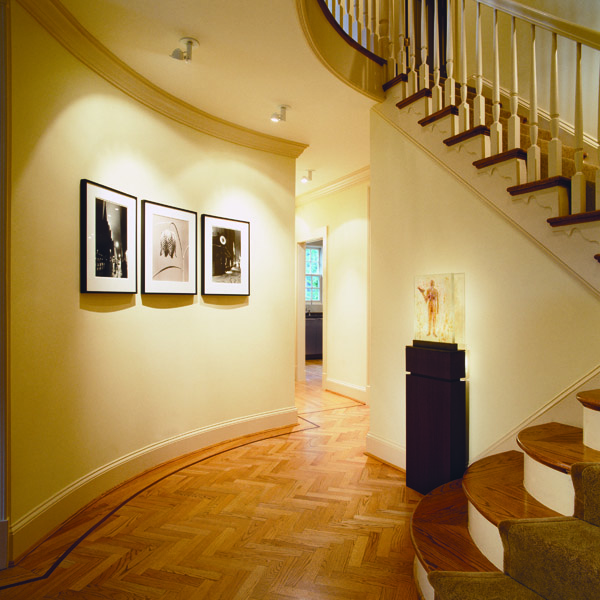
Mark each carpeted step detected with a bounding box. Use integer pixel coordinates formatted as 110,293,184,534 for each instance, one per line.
501,515,600,600
572,462,600,527
429,571,544,600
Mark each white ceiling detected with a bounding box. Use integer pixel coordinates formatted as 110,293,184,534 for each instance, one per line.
59,0,376,197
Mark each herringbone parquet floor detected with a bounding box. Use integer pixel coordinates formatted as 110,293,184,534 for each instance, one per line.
0,362,421,599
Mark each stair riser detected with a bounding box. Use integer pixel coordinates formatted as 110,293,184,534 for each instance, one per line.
414,559,435,600
583,407,600,451
523,454,574,515
468,502,504,570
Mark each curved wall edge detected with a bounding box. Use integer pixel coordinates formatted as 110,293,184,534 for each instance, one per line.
295,0,385,103
10,407,298,559
15,0,308,159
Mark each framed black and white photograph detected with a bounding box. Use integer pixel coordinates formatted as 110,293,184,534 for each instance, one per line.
201,214,250,296
80,179,137,293
142,201,198,294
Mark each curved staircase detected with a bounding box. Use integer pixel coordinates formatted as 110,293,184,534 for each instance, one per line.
411,389,600,599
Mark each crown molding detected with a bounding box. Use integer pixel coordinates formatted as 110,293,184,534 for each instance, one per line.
296,165,370,205
16,0,308,159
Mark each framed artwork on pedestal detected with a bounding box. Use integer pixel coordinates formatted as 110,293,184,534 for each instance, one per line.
414,273,465,348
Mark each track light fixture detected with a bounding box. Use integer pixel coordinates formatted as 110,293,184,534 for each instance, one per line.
270,105,289,123
170,37,199,63
300,169,314,184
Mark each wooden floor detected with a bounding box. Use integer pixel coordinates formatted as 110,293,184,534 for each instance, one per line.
0,361,421,599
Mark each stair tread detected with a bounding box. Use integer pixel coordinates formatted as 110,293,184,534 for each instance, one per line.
577,389,600,410
463,451,560,527
517,422,600,473
411,479,499,574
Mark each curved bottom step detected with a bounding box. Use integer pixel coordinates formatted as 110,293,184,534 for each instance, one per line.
411,479,498,599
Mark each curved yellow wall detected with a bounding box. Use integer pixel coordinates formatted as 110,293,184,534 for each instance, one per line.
10,4,296,558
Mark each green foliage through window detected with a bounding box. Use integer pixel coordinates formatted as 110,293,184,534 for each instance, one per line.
305,247,322,303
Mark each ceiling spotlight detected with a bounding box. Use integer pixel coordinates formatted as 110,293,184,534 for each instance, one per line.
170,37,199,63
300,169,314,184
271,105,289,123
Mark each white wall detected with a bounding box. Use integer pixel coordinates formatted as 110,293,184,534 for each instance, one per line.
296,181,370,402
369,107,600,467
10,4,296,558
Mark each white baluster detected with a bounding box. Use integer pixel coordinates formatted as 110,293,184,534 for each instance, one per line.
459,0,470,131
527,24,541,182
370,0,378,54
596,67,600,211
473,2,485,127
388,0,398,78
419,0,429,90
395,0,406,75
335,0,344,25
444,0,455,107
572,42,586,213
432,0,442,111
508,15,520,149
379,0,390,69
344,0,353,36
352,0,360,44
407,0,418,95
362,0,371,52
490,8,502,154
548,33,562,177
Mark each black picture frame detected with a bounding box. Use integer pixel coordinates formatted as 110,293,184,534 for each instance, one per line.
201,214,250,296
142,200,198,294
80,179,137,293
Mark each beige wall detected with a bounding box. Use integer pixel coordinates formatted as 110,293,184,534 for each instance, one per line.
369,107,600,466
296,181,370,401
10,4,296,557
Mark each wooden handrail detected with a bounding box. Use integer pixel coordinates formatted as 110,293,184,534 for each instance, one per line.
475,0,600,51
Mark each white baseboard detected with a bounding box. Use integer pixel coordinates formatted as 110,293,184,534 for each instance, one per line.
10,407,297,559
365,432,406,470
325,378,370,403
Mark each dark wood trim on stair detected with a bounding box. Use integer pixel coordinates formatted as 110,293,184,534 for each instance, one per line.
547,209,600,227
383,73,407,92
577,389,600,411
315,0,387,66
473,148,527,169
443,125,490,147
396,88,432,110
418,105,459,127
507,176,570,197
596,254,600,263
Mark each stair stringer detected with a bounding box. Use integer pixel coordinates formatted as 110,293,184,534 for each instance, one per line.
373,94,600,297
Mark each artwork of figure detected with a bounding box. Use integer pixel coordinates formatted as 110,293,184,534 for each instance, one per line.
418,279,439,337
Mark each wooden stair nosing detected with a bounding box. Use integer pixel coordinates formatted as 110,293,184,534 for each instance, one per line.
576,389,600,411
443,125,490,147
547,209,600,227
383,72,407,92
507,175,571,196
411,479,499,575
462,451,560,528
396,88,433,110
473,148,527,169
516,422,600,474
418,105,459,127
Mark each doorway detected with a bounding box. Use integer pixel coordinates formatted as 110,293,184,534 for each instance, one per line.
296,230,326,385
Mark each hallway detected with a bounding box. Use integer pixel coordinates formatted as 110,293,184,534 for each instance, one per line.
0,366,420,599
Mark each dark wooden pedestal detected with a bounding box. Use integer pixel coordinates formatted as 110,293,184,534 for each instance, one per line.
406,344,467,495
